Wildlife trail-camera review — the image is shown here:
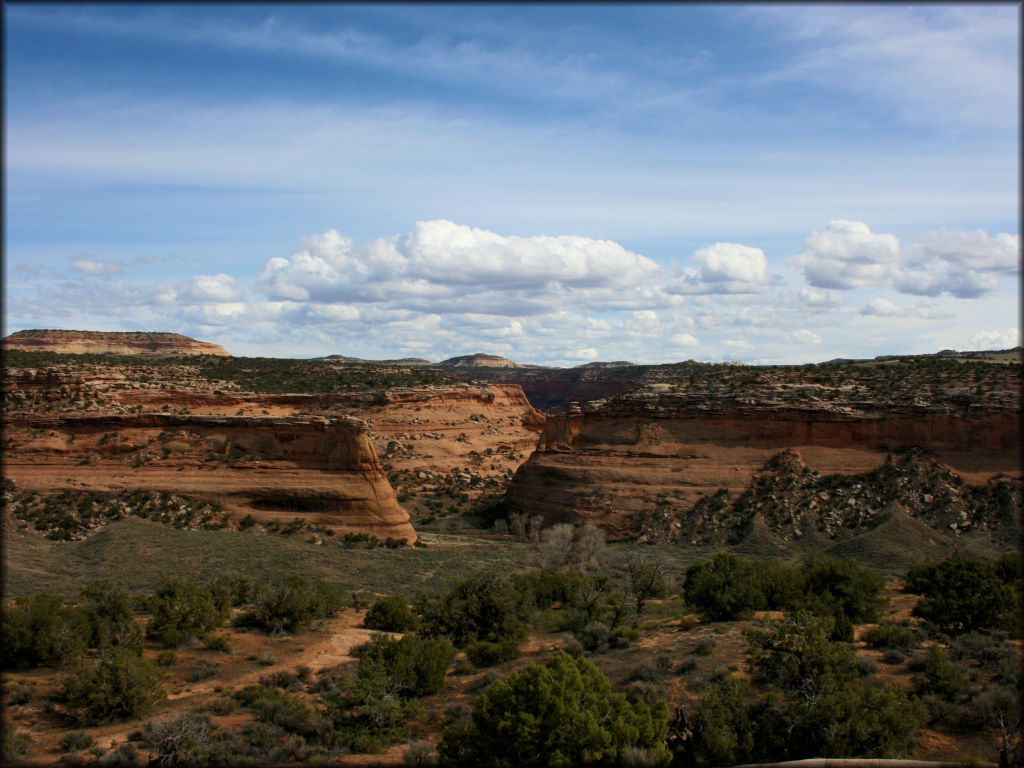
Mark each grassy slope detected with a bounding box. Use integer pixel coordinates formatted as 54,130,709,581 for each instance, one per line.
7,505,989,601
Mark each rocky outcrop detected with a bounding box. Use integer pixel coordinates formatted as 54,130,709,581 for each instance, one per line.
438,353,528,369
3,413,416,541
3,330,231,357
504,383,1021,542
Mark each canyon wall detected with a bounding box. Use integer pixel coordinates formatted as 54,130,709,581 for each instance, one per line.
4,413,416,541
504,389,1020,541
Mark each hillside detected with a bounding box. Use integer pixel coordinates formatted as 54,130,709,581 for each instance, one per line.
2,329,231,357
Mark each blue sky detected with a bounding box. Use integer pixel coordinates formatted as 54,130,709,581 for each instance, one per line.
4,3,1019,364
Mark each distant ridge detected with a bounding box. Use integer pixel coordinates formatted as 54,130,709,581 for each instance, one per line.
2,329,231,357
575,361,635,369
438,353,536,369
319,354,433,366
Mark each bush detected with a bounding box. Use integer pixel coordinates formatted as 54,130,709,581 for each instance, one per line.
146,582,227,647
201,632,230,652
417,571,531,647
145,712,214,766
1,593,91,669
438,650,669,767
357,634,455,698
914,645,966,701
364,595,419,633
235,576,344,634
863,623,919,650
906,554,1015,634
689,616,927,766
795,554,886,636
62,649,164,724
2,722,33,762
80,580,142,652
60,732,94,753
684,554,765,621
464,640,520,668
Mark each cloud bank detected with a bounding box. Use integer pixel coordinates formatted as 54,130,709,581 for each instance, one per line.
8,219,1020,366
794,220,1019,299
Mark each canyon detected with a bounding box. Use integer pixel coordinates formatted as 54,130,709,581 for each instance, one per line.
504,361,1021,555
3,333,1020,558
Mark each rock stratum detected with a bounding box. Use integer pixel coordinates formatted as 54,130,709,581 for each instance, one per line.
3,412,416,542
3,330,231,357
504,364,1021,552
2,354,546,541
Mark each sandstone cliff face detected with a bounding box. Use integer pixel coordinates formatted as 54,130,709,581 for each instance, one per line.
504,385,1021,542
3,330,231,357
4,413,416,541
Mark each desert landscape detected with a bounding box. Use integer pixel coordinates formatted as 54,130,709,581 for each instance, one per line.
2,331,1021,767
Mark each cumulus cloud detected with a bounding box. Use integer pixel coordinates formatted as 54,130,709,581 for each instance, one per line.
968,329,1019,350
785,329,822,344
797,287,846,309
670,242,773,294
71,256,123,276
183,274,241,303
670,333,699,347
257,220,664,310
793,220,900,289
794,220,1019,299
858,298,955,319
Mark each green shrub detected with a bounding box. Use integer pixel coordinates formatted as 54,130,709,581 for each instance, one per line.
438,650,669,767
906,554,1015,634
357,634,455,698
417,571,531,647
201,632,230,652
145,712,214,766
684,554,765,621
863,623,919,650
796,554,886,634
364,595,419,633
80,580,142,652
146,581,227,647
464,640,520,668
62,649,164,724
2,722,33,762
914,645,966,701
689,615,927,766
235,575,344,634
1,593,91,669
60,732,94,753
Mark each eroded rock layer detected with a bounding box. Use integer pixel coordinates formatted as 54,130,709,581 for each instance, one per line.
3,330,231,357
3,413,416,541
505,385,1021,542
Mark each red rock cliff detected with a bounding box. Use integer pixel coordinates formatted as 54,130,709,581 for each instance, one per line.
4,413,416,542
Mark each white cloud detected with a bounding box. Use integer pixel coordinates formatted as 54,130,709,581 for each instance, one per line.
858,297,954,319
257,220,667,312
183,274,241,303
797,287,846,309
670,242,773,295
792,220,900,290
670,333,699,347
968,329,1019,351
571,347,599,361
71,257,123,276
794,220,1019,299
786,329,821,344
912,229,1019,273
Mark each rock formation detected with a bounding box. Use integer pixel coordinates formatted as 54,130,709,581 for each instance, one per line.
438,353,530,369
3,330,231,357
504,369,1021,544
3,412,416,541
